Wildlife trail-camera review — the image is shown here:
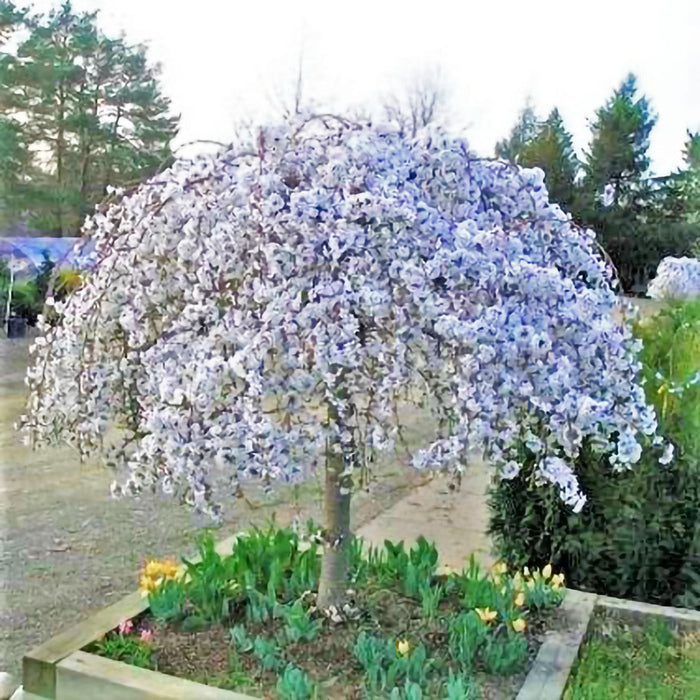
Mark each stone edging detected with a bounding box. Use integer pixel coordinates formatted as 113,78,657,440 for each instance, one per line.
516,590,700,700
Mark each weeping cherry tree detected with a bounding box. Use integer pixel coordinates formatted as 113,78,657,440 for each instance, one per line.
19,116,661,608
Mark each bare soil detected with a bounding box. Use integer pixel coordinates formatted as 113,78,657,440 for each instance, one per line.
95,587,570,699
0,335,429,679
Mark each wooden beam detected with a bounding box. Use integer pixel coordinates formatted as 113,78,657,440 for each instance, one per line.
22,532,241,698
56,651,254,699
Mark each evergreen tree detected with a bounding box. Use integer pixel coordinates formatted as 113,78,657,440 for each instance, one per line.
683,130,700,171
0,1,178,235
574,74,661,291
582,73,656,205
496,104,579,210
495,101,539,163
518,108,578,209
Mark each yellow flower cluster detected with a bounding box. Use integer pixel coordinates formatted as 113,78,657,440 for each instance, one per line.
522,563,565,589
139,558,180,597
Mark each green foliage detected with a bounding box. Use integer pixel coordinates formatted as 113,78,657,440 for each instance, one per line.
0,277,41,324
523,574,565,612
448,612,489,667
92,631,153,668
354,631,394,672
489,299,700,607
0,0,178,235
152,523,321,628
228,522,321,603
564,618,700,699
353,633,433,694
252,635,284,672
390,680,424,700
455,556,499,610
420,581,444,620
148,577,186,623
229,624,254,653
583,73,656,193
569,73,691,291
496,104,578,210
443,671,480,700
276,664,316,700
179,531,240,623
354,536,439,598
495,102,539,163
279,602,321,644
495,76,699,292
479,632,528,675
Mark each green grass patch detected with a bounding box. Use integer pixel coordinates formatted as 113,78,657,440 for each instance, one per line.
565,617,700,699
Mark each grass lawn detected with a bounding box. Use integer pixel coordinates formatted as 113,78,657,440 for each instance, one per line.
565,617,700,699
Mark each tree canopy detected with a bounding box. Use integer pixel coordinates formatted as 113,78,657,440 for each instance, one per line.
0,0,178,235
21,116,661,605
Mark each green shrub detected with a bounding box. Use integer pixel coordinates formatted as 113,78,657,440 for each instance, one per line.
0,278,42,324
489,299,700,607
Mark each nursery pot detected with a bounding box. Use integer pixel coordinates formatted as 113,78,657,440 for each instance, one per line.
7,316,27,339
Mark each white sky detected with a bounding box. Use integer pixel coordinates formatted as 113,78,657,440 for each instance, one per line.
30,0,700,176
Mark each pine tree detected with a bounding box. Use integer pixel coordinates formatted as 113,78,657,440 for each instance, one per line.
0,1,178,235
495,101,539,163
582,73,656,205
496,104,579,210
574,74,661,291
683,130,700,171
518,108,578,209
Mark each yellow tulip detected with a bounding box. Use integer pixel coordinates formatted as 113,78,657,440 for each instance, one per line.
143,559,163,578
493,561,508,575
552,573,565,587
138,574,158,596
542,564,553,580
396,639,411,657
512,618,527,633
492,574,502,586
523,566,531,577
475,608,498,624
514,592,525,607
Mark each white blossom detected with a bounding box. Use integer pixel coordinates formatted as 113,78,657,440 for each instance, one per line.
18,116,659,518
648,257,700,300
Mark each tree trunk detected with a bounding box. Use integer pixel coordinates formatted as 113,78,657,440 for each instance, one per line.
56,83,65,236
317,410,354,610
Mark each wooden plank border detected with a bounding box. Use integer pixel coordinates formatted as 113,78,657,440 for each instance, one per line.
516,589,597,700
595,593,700,633
22,532,241,698
55,651,252,700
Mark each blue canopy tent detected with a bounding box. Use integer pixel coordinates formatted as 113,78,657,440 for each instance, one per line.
0,237,96,278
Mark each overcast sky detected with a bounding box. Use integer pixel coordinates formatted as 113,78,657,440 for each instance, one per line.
32,0,700,176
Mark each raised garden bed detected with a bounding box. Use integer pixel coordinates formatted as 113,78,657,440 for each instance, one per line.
17,525,700,700
19,524,574,699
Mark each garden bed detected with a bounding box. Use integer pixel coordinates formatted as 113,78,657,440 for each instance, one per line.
22,525,573,699
21,524,700,700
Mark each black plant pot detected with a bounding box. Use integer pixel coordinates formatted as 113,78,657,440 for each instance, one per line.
6,316,27,339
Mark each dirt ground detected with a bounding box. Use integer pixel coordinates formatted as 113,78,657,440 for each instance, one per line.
0,335,431,681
